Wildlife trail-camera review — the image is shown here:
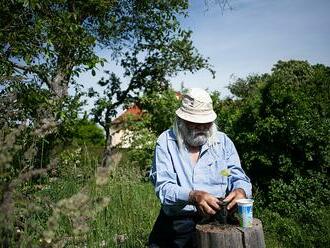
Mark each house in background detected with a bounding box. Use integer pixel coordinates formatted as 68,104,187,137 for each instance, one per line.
110,104,143,148
110,91,182,148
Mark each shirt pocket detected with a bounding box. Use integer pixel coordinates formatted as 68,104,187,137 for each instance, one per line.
206,160,228,186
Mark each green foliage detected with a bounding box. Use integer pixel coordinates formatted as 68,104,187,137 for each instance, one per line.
87,181,159,247
213,60,330,247
265,173,330,247
0,0,215,244
1,0,214,170
0,143,108,247
118,89,179,179
138,89,180,135
42,185,111,246
268,173,329,219
0,81,89,183
71,118,105,146
1,151,159,247
0,0,107,96
58,148,87,180
0,82,103,246
122,126,157,178
260,207,330,248
260,210,304,248
0,82,53,128
83,1,213,162
2,0,213,135
218,60,330,188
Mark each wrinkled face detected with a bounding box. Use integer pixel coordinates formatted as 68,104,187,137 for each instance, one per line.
180,120,213,147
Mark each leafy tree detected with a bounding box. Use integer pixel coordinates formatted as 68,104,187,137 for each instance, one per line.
71,117,105,146
0,0,229,245
214,60,330,246
86,1,214,166
1,0,215,163
1,0,104,97
217,60,329,188
138,89,181,135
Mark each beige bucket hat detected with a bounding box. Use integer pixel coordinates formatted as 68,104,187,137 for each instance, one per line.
175,88,217,123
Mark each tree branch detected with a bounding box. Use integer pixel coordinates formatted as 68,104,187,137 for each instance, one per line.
112,80,137,110
8,59,51,86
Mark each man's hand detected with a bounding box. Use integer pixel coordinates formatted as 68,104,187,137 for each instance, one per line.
189,190,220,216
224,188,246,210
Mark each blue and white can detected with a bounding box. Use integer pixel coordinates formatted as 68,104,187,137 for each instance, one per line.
237,199,254,228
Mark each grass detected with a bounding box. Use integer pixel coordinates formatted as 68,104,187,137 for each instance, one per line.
5,146,323,247
87,182,160,247
14,170,160,247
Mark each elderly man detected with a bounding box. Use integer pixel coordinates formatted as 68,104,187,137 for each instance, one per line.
148,88,252,248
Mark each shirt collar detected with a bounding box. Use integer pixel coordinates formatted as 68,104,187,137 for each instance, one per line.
200,141,210,154
168,128,177,140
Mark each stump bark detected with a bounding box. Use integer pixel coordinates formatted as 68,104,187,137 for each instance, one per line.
196,218,265,248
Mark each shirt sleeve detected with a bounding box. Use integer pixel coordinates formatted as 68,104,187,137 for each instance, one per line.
224,135,252,198
149,135,191,206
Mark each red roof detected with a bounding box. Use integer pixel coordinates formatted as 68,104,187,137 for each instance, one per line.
112,104,143,125
112,91,181,126
175,91,182,99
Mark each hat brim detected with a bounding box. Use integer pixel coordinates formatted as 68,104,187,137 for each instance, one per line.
176,108,217,124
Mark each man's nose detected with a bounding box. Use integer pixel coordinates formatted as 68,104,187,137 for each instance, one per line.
195,124,207,131
195,125,203,131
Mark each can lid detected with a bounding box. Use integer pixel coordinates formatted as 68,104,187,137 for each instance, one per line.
236,199,254,205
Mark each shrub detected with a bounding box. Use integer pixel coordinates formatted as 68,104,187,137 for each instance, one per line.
119,125,157,181
213,60,330,246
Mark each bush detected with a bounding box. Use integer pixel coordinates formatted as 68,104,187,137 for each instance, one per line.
71,118,105,146
260,206,330,248
119,125,157,181
216,60,330,190
260,209,304,248
259,173,330,247
268,173,330,220
213,60,330,247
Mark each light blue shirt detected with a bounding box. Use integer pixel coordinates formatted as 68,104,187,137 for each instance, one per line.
149,129,252,216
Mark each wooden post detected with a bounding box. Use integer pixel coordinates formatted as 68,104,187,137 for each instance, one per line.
196,218,265,248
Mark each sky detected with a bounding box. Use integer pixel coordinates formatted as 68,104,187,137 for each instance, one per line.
77,0,330,109
173,0,330,97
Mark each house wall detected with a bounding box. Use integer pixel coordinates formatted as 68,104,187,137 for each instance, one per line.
110,128,133,148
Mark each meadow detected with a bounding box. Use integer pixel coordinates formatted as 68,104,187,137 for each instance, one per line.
2,146,283,248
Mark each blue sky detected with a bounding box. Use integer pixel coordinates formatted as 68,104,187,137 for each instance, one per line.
173,0,330,97
78,0,330,108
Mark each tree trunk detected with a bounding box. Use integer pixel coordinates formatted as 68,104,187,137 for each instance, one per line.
49,76,68,98
196,218,265,248
48,53,74,98
101,129,112,167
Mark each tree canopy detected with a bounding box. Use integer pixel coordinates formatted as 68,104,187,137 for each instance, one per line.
1,0,216,167
223,60,329,186
1,0,212,98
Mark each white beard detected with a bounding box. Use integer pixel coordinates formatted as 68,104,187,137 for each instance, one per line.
179,123,211,147
186,132,208,146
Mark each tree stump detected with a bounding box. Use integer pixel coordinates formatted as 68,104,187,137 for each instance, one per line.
196,218,265,248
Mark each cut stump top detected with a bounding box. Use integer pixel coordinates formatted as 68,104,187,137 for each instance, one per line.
196,218,263,233
196,218,265,248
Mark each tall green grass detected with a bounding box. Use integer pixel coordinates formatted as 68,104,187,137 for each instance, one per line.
7,146,296,247
16,176,160,247
88,182,160,247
